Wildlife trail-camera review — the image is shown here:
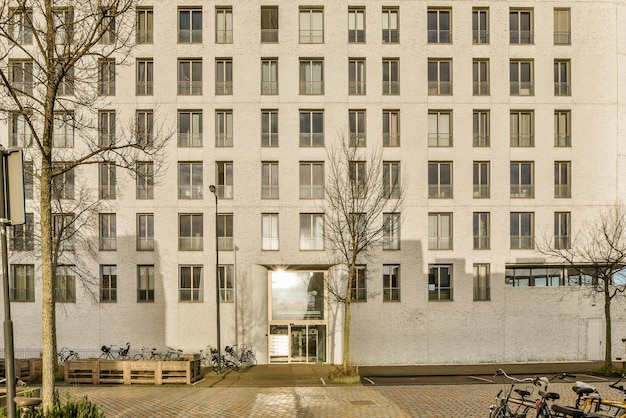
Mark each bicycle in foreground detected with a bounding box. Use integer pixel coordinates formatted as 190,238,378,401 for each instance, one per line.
206,345,239,373
489,368,540,417
225,345,257,369
573,375,626,417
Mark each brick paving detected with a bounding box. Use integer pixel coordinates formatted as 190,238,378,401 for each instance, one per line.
57,381,617,418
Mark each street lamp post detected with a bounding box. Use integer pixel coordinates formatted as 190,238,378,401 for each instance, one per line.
208,185,222,374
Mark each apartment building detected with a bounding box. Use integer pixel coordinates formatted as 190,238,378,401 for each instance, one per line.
1,0,626,365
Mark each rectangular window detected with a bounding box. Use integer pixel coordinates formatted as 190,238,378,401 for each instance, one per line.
99,162,116,199
98,59,115,95
510,111,534,147
137,265,155,302
300,111,324,147
510,60,534,95
382,8,399,43
219,265,235,302
383,162,400,198
215,110,233,147
349,59,366,95
261,6,278,43
215,59,233,95
383,110,400,147
383,213,400,250
383,265,400,302
349,110,366,147
300,213,324,250
506,267,564,287
215,7,233,44
136,8,153,44
216,161,234,199
58,65,74,96
473,212,490,250
100,265,117,302
9,113,33,147
9,60,33,95
349,161,367,199
473,59,489,95
299,8,323,43
179,265,203,302
179,214,203,251
136,162,154,199
554,60,571,96
510,162,534,198
300,59,324,95
24,162,33,199
11,264,34,302
429,264,452,301
473,161,490,198
51,165,74,200
429,213,452,250
9,8,33,45
428,60,452,95
348,7,365,43
554,8,571,45
179,8,202,43
428,162,452,198
137,213,154,250
178,162,203,199
473,264,490,301
53,112,74,148
99,7,116,44
261,59,278,95
55,265,76,303
136,110,154,147
262,110,278,147
382,59,399,95
555,110,571,147
510,212,534,249
262,213,279,250
350,265,367,301
178,59,202,95
98,110,115,147
555,161,571,198
473,110,490,147
427,8,451,44
472,8,489,44
510,9,533,44
136,59,153,95
10,213,34,251
428,111,452,147
178,111,203,147
299,162,324,199
262,162,279,199
555,212,571,249
217,214,234,251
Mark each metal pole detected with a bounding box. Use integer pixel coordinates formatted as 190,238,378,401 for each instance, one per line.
0,147,16,418
209,185,221,374
1,224,16,418
234,245,238,349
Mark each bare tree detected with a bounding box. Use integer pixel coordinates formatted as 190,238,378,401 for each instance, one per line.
323,138,404,373
0,0,170,408
537,204,626,370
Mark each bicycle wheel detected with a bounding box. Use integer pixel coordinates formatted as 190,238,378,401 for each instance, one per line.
489,406,506,418
211,357,220,373
133,353,145,360
68,352,79,361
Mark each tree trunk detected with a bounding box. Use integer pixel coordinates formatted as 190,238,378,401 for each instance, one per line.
604,281,613,370
342,264,353,371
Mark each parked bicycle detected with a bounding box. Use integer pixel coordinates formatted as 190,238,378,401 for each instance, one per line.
489,368,540,418
100,342,131,360
133,346,161,361
207,345,239,373
532,373,583,417
99,345,115,360
574,375,626,417
225,345,257,368
163,346,182,361
57,347,79,365
117,342,131,359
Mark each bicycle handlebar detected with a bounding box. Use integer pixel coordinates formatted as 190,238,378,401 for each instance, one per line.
609,377,624,391
494,369,536,383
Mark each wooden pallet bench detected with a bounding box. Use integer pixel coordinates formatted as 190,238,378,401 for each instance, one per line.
64,359,201,385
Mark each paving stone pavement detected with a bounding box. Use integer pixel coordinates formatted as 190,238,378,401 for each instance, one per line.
56,381,615,418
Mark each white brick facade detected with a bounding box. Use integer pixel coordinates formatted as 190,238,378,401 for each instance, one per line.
1,0,626,365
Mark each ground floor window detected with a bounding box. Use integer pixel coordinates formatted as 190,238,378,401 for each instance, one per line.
268,324,326,364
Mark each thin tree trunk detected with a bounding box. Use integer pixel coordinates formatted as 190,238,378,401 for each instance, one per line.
604,282,613,370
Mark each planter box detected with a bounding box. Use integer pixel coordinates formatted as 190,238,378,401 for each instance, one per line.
65,359,201,385
0,358,42,381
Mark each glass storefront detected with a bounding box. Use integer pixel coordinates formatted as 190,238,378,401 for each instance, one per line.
268,271,327,363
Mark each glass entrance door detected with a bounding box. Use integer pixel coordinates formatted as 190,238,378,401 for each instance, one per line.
269,324,326,363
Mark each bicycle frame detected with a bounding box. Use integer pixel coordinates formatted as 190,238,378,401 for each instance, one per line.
577,377,626,417
489,369,537,417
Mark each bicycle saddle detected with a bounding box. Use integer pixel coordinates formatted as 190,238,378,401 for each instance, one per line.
551,405,585,417
538,390,560,400
514,389,531,398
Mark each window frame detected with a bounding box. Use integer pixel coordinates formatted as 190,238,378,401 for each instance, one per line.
10,213,34,251
261,59,278,95
137,213,154,251
215,7,233,44
215,161,234,199
428,59,452,95
383,213,400,250
98,59,115,96
510,212,534,249
473,264,490,301
9,59,34,95
98,162,116,200
55,265,76,303
510,60,534,96
349,58,366,95
179,265,204,302
10,113,33,147
178,213,204,251
473,212,490,250
9,8,33,45
178,161,203,200
554,8,571,45
262,213,279,251
429,264,452,301
137,265,155,303
299,110,324,147
215,110,233,147
427,8,451,44
261,6,278,43
428,213,452,250
555,110,571,147
428,161,452,198
136,162,154,199
349,110,366,147
554,59,571,96
11,264,35,302
136,59,153,96
178,110,203,147
300,213,324,250
555,212,571,249
510,9,533,44
262,161,279,199
555,161,571,198
350,265,367,302
472,8,489,44
217,214,234,251
510,110,534,147
98,110,116,147
383,264,400,302
219,265,235,302
136,7,153,44
473,110,490,147
382,58,399,95
383,161,400,199
100,264,117,302
299,162,325,199
299,59,324,95
428,110,452,147
382,7,399,43
178,7,202,43
510,161,534,198
383,110,400,147
178,59,203,95
136,110,154,148
348,7,365,43
473,59,489,96
262,110,279,147
299,7,324,44
52,111,75,148
473,161,490,199
215,58,233,95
